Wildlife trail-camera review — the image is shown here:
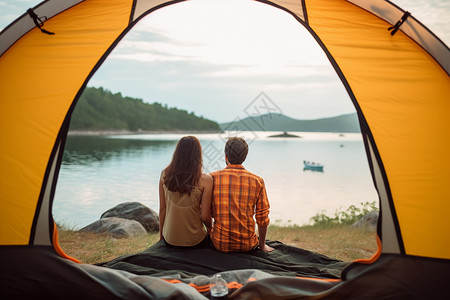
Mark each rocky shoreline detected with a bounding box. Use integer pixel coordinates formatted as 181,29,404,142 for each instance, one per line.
79,201,378,239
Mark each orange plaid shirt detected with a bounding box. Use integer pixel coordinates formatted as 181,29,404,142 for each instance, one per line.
210,164,270,252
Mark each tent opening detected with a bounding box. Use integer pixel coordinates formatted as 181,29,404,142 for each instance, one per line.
52,0,379,264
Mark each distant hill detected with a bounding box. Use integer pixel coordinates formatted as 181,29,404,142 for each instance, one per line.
220,113,360,133
69,87,220,132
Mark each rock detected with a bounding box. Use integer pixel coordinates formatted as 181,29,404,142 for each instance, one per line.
352,211,378,231
79,217,147,238
100,202,159,233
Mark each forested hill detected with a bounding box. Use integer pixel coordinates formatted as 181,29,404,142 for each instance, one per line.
69,87,220,132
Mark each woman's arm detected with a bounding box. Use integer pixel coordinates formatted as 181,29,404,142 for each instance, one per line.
200,173,213,232
158,170,166,240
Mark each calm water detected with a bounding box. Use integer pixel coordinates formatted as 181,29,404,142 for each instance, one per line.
53,132,379,229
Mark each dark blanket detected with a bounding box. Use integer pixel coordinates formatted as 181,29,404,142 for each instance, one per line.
100,240,349,280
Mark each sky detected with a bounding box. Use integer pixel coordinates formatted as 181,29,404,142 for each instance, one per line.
1,0,449,123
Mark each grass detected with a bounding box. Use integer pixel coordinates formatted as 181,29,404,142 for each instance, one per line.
58,230,159,264
267,224,377,261
57,202,379,264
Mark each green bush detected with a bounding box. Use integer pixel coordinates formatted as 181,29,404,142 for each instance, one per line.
310,201,378,226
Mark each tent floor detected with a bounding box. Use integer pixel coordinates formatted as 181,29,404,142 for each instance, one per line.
1,241,449,299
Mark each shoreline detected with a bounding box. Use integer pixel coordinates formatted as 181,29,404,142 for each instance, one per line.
68,129,224,136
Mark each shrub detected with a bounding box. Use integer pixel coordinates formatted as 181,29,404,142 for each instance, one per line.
310,201,378,226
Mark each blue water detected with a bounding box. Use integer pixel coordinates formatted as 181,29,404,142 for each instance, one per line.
53,131,379,229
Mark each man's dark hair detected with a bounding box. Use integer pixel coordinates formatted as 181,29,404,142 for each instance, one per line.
225,137,249,165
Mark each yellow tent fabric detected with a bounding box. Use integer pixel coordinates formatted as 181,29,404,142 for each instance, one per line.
0,0,449,298
307,0,450,260
0,0,132,245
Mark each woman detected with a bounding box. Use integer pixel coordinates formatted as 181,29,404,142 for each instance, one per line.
159,136,213,247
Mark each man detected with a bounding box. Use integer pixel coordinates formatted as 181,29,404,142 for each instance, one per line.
210,137,274,253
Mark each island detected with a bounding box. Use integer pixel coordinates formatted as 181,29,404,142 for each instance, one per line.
268,131,301,138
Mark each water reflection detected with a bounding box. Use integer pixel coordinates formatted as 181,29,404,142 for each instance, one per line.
63,136,177,165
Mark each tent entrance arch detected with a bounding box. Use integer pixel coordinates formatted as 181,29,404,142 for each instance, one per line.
1,0,449,298
52,0,376,241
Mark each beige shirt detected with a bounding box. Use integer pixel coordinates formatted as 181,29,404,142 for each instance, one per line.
162,185,207,246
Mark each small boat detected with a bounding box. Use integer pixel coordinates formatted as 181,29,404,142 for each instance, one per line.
303,160,324,172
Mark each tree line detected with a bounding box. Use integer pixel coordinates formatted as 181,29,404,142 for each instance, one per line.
69,87,220,132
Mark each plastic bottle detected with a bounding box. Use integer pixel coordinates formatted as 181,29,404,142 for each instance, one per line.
210,274,228,300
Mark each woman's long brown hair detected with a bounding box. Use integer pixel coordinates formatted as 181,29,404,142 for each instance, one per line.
163,136,202,194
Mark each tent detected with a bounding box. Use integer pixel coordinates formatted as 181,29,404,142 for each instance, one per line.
1,0,449,298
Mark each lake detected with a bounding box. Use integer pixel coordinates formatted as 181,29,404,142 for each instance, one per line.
53,131,379,229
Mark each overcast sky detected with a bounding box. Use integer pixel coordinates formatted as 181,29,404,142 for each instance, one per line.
1,0,449,123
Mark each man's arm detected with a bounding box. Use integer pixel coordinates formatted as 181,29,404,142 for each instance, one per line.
258,225,274,252
255,179,274,252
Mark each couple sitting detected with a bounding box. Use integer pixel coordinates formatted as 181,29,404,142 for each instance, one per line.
159,136,274,253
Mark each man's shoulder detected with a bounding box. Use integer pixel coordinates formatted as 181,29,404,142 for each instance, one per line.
242,169,265,183
211,167,264,183
210,168,232,179
209,169,222,177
